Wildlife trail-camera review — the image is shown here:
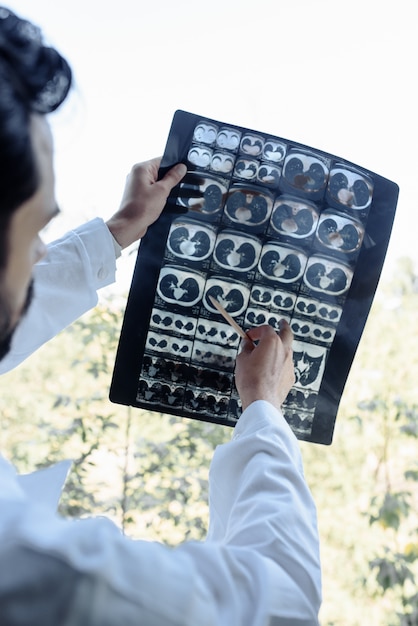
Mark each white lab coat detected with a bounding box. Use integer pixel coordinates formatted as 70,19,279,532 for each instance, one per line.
0,219,322,624
0,218,118,374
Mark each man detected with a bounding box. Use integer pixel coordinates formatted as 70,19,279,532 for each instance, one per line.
0,146,186,370
0,6,186,369
0,7,322,624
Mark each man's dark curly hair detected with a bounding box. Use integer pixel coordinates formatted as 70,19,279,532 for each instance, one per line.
0,6,72,263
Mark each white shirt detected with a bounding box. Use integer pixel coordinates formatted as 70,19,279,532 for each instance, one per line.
0,219,322,624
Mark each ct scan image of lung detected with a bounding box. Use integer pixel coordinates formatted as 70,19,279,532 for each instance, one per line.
327,165,373,210
157,267,205,306
316,210,364,254
225,186,273,226
258,243,307,283
303,256,353,296
167,219,216,261
204,278,250,317
282,150,329,196
214,231,261,272
270,196,319,239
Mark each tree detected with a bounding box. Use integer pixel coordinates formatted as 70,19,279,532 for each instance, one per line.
0,301,230,542
363,399,418,625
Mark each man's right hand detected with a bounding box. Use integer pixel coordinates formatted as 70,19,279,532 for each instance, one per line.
234,322,295,412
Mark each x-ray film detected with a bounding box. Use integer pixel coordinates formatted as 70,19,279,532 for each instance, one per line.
110,110,399,444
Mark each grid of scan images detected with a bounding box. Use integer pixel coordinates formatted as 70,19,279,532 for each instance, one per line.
110,110,398,443
134,114,376,440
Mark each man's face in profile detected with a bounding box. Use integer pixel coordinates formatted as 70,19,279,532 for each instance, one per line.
0,114,58,361
0,279,34,360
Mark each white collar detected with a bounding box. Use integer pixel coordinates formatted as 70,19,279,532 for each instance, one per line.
0,456,72,512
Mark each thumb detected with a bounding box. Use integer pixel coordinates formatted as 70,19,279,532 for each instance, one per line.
239,334,255,356
159,162,187,191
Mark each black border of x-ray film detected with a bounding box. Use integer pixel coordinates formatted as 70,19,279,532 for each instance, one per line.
110,110,399,445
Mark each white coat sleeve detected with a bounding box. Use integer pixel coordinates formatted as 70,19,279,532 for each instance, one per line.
0,401,322,625
0,218,117,374
206,400,322,624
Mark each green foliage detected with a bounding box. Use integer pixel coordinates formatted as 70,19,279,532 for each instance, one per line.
299,258,418,625
121,413,227,543
369,491,411,532
0,300,230,541
361,399,418,625
370,550,414,592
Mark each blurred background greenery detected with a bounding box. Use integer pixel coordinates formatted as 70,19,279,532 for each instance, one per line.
1,256,417,625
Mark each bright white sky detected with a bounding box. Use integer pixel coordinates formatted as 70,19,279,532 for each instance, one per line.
8,0,418,288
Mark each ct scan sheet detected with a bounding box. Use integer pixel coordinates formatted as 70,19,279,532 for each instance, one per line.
110,110,399,444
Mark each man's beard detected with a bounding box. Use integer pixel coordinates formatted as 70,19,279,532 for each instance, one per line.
0,279,34,361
